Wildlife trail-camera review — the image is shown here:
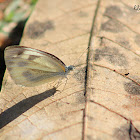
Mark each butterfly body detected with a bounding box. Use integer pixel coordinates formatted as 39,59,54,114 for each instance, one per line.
4,46,74,87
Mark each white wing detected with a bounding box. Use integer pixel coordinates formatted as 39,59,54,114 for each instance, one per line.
4,46,66,87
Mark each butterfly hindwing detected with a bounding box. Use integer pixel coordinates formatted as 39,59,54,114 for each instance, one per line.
4,46,66,87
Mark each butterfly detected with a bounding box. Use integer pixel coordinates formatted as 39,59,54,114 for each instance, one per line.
4,46,74,87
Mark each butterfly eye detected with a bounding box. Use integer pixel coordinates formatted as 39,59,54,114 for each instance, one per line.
67,65,74,71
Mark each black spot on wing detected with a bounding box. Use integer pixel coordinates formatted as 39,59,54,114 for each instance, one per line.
7,68,12,71
18,61,28,67
22,70,47,82
28,55,41,60
5,46,24,57
6,60,14,66
27,20,54,39
17,49,24,55
22,71,33,81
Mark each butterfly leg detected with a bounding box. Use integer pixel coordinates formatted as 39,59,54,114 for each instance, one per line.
53,77,64,89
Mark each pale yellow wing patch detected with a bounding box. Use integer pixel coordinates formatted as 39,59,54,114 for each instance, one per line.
7,66,63,87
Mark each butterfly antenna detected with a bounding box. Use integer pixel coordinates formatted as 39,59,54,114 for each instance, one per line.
73,47,88,67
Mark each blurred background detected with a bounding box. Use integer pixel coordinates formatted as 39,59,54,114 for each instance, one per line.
0,0,38,91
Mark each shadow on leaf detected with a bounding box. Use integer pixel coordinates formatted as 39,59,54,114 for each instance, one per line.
0,87,56,129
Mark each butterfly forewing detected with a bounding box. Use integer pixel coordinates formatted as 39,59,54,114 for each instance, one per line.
4,46,67,87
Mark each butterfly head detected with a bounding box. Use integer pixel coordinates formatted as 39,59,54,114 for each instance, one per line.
65,65,74,74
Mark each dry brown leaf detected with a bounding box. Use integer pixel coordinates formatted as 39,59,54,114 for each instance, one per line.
0,0,140,139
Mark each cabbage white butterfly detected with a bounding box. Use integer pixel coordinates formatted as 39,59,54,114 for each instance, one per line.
4,46,74,87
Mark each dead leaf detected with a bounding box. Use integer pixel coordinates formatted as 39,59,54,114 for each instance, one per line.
0,0,140,139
